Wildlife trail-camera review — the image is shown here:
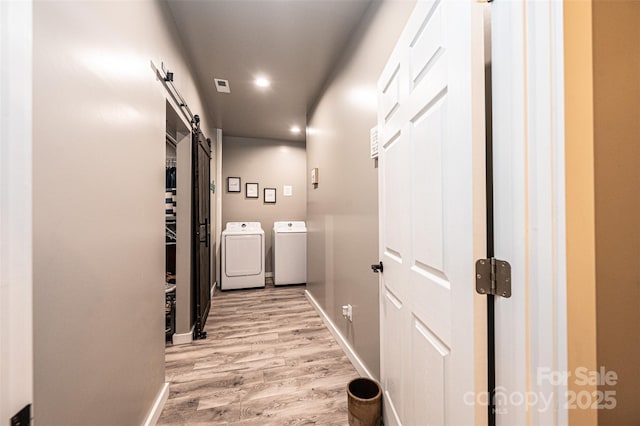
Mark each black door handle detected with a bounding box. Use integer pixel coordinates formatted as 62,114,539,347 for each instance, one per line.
199,218,209,247
371,261,383,273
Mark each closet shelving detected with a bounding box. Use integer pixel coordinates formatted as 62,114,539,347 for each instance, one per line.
166,132,178,148
165,157,177,245
166,225,176,245
165,133,178,341
165,158,177,231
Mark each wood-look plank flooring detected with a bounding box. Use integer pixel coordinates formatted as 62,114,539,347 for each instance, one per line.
158,282,358,425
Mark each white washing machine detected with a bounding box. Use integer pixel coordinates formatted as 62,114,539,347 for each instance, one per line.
272,221,307,285
221,222,265,290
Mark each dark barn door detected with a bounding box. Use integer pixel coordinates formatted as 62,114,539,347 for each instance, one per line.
192,124,211,339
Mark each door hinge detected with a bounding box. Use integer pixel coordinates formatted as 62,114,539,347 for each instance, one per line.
475,258,511,298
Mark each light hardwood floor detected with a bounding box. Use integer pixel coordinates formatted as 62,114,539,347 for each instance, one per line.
158,283,358,425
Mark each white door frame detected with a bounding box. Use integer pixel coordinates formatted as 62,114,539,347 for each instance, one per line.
491,1,567,424
163,93,195,344
215,128,223,289
0,0,34,421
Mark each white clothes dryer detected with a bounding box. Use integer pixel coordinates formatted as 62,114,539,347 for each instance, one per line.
272,221,307,286
221,222,265,290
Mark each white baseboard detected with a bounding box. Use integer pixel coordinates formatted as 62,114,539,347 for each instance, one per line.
172,325,194,345
265,272,273,278
143,382,169,426
304,290,374,380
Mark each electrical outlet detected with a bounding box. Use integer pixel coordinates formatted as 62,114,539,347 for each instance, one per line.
342,304,353,322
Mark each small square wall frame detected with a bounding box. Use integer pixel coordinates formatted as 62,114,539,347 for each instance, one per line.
264,188,276,204
227,176,241,192
246,183,259,198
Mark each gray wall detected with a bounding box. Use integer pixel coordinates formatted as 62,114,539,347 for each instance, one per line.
306,1,414,378
222,136,306,273
32,2,213,424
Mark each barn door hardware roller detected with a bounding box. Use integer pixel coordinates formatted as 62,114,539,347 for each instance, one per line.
475,258,511,298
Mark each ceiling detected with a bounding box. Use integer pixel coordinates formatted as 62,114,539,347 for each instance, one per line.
166,0,373,142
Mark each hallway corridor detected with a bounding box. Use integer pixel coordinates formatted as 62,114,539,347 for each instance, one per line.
159,284,358,425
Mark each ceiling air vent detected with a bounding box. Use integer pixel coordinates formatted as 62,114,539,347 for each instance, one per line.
214,78,230,93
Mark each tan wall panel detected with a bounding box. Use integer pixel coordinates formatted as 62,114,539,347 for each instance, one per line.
592,1,640,424
563,1,598,425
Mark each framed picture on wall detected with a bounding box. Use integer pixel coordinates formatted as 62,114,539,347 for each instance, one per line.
264,188,276,204
227,177,241,193
246,183,259,198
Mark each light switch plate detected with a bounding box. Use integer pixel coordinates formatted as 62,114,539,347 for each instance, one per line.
370,126,379,159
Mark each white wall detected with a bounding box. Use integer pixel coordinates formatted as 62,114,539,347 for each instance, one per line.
0,1,33,423
175,128,193,336
32,2,213,424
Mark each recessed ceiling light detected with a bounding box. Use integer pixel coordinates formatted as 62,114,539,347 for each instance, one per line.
290,126,301,134
255,76,271,88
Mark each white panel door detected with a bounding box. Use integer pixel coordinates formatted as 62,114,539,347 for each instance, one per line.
377,1,486,425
